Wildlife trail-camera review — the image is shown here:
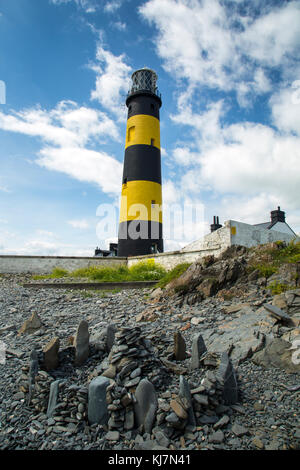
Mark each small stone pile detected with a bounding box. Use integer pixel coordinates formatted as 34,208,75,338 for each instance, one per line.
157,352,238,436
91,326,170,436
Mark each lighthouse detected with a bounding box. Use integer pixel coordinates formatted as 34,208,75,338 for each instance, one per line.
117,68,163,257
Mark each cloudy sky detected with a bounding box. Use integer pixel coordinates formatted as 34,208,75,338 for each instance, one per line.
0,0,299,256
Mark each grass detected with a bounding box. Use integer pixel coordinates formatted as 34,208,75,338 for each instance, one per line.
156,262,191,288
32,259,167,283
247,240,300,279
267,280,292,295
268,239,300,264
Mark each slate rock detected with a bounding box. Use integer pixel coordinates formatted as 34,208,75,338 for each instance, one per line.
264,303,292,324
74,320,89,366
252,338,300,373
47,380,60,418
190,333,207,370
88,376,110,425
209,430,225,443
134,379,158,434
231,422,249,437
18,312,42,336
179,375,196,426
173,331,186,360
43,337,60,371
106,324,116,353
216,352,238,405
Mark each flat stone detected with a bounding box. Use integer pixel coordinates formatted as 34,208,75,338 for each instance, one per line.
264,303,292,323
232,423,249,437
170,398,188,420
179,375,196,427
173,331,186,360
133,379,158,434
18,312,42,336
47,380,60,418
209,430,224,443
193,394,209,406
102,365,117,379
88,376,110,425
106,324,116,353
165,412,186,430
252,338,300,373
216,352,238,405
74,320,89,366
191,317,205,325
105,430,120,441
43,337,60,371
190,333,207,370
213,415,230,430
252,437,264,449
154,430,170,448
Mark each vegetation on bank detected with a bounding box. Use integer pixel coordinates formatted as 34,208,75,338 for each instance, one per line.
247,239,300,294
156,263,191,289
32,259,167,283
32,259,192,287
248,240,300,276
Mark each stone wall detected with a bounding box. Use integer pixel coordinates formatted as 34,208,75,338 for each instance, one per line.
1,220,298,274
0,255,127,275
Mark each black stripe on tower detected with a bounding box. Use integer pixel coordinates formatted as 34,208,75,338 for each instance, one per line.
118,221,163,257
122,145,161,184
126,92,161,119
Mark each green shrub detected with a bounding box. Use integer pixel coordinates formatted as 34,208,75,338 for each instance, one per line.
267,280,291,295
69,260,166,282
128,259,166,281
247,263,277,279
269,240,300,264
157,262,191,288
51,267,69,278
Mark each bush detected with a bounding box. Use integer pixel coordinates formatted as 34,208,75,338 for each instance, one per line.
268,280,291,295
128,259,166,281
157,262,191,288
269,240,300,264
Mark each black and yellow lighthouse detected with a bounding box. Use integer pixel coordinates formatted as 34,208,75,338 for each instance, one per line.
117,68,163,257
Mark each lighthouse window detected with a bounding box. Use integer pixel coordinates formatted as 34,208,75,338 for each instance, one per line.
150,103,154,110
151,200,156,207
128,126,135,142
151,138,155,146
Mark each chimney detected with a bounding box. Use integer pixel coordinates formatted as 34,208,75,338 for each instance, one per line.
210,216,222,233
270,206,285,225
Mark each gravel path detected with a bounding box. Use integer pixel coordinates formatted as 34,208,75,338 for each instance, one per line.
0,275,299,450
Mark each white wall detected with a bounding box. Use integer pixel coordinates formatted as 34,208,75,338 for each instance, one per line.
0,256,127,274
1,220,298,274
229,220,298,248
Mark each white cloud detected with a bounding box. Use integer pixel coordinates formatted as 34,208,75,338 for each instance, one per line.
50,0,98,13
0,100,120,147
0,101,123,195
270,84,300,135
112,21,127,31
68,219,90,229
36,230,58,238
90,44,132,117
104,1,122,13
38,146,122,194
140,0,300,102
0,185,11,193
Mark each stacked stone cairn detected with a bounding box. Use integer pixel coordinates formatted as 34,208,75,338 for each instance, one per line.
19,318,239,444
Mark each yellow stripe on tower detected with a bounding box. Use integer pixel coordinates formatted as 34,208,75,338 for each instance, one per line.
125,114,160,149
119,180,162,223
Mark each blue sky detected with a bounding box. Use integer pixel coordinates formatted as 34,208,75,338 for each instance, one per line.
0,0,299,255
